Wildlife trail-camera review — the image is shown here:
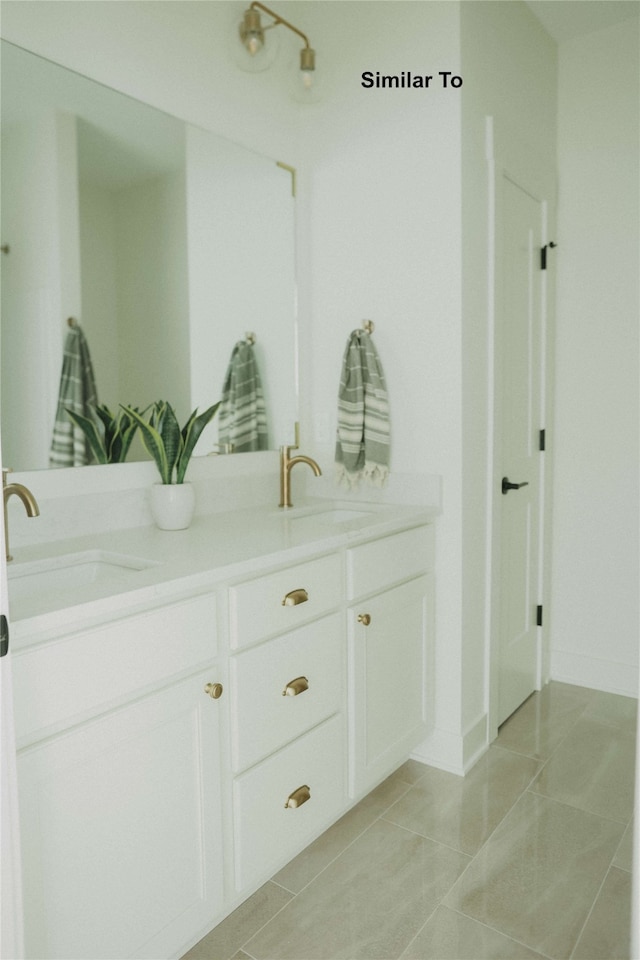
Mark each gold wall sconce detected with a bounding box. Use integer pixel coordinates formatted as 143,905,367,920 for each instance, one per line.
238,1,317,96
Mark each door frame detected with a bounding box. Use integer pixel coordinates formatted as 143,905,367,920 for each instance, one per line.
485,117,557,742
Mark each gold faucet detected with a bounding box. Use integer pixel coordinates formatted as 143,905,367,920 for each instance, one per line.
279,424,322,508
3,469,40,562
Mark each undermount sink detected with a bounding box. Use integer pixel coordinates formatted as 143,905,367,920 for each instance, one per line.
7,550,160,600
288,507,374,525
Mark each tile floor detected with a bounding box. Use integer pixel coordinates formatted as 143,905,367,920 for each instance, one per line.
182,682,637,960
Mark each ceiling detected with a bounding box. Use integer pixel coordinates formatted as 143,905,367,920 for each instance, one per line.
523,0,639,42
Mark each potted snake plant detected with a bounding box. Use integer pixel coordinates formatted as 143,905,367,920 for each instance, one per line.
121,400,220,529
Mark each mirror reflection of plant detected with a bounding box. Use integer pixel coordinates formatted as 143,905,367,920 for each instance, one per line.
121,400,221,484
65,403,143,464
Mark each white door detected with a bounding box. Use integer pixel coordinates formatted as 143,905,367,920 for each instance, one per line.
496,175,543,725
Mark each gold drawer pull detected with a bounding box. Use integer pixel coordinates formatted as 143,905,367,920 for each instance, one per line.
284,784,311,809
282,588,309,607
204,682,224,700
282,676,309,697
357,613,371,626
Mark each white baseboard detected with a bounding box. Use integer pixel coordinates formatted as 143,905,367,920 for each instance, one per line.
462,712,489,772
551,648,639,699
411,728,465,775
411,712,489,776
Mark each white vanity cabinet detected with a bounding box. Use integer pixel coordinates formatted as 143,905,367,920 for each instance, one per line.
14,593,224,960
347,526,435,798
11,509,437,960
226,553,347,891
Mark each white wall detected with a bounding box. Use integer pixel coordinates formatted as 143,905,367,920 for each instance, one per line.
551,19,639,696
79,182,120,408
116,170,191,418
292,0,466,769
1,110,65,470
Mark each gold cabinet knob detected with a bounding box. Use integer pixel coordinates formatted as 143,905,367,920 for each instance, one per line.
204,682,224,700
282,588,309,607
282,676,309,697
357,613,371,626
284,784,311,809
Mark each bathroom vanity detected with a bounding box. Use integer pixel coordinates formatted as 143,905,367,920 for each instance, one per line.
8,501,435,960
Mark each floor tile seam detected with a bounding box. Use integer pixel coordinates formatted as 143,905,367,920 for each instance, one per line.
566,861,617,960
490,741,541,763
442,904,557,960
234,883,302,959
525,697,603,764
525,782,632,826
454,760,548,859
487,742,548,786
377,812,476,860
396,902,441,959
264,781,417,899
570,713,639,745
579,712,639,736
269,804,405,902
380,759,542,864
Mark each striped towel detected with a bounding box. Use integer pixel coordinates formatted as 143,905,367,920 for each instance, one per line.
49,325,98,467
218,340,268,453
335,329,390,488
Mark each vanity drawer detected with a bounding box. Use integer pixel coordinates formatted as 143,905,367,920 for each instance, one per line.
13,593,217,745
232,714,344,892
230,613,343,772
347,525,434,600
228,554,341,649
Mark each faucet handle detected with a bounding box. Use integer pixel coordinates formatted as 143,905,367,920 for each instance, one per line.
286,421,300,451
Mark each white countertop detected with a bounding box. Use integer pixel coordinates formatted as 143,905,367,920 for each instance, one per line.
8,499,437,644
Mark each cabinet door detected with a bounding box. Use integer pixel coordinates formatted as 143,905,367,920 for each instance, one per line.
349,574,433,798
18,670,224,960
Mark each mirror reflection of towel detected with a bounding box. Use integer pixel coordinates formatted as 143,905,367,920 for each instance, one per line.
335,329,390,488
49,325,98,467
218,340,268,453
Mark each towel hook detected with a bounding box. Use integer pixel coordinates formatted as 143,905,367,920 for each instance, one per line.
362,320,375,335
245,331,256,345
67,317,77,328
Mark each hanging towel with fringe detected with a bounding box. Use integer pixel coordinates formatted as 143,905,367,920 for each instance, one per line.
335,329,390,488
218,340,268,453
49,324,98,468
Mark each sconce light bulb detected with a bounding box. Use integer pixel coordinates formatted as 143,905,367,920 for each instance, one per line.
240,8,265,55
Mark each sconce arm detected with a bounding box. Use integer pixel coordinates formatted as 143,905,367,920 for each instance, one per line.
250,1,312,49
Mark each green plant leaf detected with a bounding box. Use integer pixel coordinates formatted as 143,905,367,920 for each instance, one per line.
93,404,118,461
115,407,141,462
64,408,107,464
121,405,170,483
176,401,221,483
157,402,182,484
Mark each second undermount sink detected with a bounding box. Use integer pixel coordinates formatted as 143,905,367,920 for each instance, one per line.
7,550,160,600
288,507,374,525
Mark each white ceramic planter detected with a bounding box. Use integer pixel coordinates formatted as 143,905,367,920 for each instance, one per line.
149,482,196,531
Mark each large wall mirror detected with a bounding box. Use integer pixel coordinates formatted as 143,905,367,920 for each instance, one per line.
1,40,298,472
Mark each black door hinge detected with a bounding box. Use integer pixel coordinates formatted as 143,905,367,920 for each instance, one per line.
539,429,546,451
541,242,557,270
536,605,543,627
0,614,9,658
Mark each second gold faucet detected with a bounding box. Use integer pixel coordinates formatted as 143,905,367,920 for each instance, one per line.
279,424,321,508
